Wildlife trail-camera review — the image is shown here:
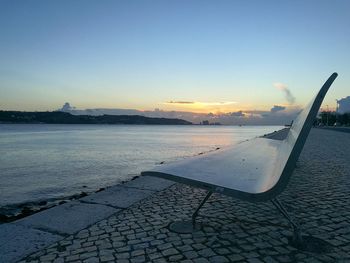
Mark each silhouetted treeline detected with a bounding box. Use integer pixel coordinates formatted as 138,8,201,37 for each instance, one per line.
0,111,192,125
316,112,350,126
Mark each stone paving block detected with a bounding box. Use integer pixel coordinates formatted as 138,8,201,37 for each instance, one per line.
209,255,229,263
123,176,175,191
81,185,154,208
16,201,119,235
0,223,61,263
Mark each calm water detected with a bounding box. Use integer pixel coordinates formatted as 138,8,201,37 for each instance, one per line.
0,124,282,207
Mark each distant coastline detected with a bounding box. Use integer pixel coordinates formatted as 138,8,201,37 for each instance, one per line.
0,111,192,125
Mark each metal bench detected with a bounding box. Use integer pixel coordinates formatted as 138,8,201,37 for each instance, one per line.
142,73,338,250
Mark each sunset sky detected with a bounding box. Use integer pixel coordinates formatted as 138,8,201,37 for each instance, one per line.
0,0,349,120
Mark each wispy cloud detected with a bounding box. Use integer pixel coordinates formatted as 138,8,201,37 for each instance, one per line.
273,82,296,104
164,101,237,106
166,101,195,104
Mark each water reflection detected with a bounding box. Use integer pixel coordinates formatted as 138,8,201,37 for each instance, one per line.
0,124,282,206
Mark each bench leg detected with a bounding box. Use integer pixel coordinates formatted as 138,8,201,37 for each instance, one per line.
169,190,213,233
271,198,303,245
192,190,213,227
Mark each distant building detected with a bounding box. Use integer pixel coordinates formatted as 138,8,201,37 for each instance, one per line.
201,120,210,125
336,96,350,113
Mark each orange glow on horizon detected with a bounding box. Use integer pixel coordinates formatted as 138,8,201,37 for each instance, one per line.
161,102,239,114
160,101,292,113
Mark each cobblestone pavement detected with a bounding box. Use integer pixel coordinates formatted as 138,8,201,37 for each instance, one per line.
20,129,350,262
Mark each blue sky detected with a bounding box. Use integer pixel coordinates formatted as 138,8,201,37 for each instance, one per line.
0,0,349,116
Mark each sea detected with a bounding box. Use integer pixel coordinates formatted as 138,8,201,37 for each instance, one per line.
0,124,282,212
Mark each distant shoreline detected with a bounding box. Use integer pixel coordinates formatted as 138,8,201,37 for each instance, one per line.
0,110,192,125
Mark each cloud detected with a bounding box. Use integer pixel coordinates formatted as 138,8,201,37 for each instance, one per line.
166,101,195,104
229,110,245,117
58,103,140,115
164,101,236,106
337,96,350,113
270,105,286,113
58,102,301,125
60,102,75,112
273,82,296,104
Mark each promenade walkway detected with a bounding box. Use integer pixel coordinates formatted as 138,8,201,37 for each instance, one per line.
15,129,350,262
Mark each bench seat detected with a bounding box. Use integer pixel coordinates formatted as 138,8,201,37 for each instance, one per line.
143,137,283,196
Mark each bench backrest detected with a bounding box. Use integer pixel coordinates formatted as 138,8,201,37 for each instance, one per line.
264,73,338,198
142,73,338,202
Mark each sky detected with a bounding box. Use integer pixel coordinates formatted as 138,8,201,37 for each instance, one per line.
0,0,349,124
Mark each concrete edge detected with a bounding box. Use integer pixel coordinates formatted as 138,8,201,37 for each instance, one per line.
0,176,175,263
